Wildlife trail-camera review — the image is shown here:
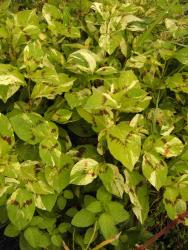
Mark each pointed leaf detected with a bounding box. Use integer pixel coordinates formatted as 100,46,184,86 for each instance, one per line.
99,163,124,198
142,152,168,190
154,135,184,158
70,158,98,185
39,138,61,167
72,209,95,227
7,188,35,230
98,213,118,246
0,64,25,102
67,49,97,74
107,122,141,170
24,227,50,248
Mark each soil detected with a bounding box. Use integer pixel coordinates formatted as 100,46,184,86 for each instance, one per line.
0,227,19,250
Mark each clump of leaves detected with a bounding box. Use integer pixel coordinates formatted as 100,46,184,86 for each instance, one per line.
0,0,188,249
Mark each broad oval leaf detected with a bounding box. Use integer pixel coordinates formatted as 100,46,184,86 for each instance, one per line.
31,68,75,99
107,201,130,224
7,188,35,230
24,226,50,248
98,213,118,246
0,113,15,156
67,49,97,74
142,152,168,190
10,112,58,144
174,48,188,65
4,223,20,237
163,187,186,220
124,171,149,224
154,135,184,158
70,158,99,185
0,64,26,102
99,163,124,198
39,138,61,167
71,209,95,227
166,73,188,94
86,200,102,213
107,122,141,171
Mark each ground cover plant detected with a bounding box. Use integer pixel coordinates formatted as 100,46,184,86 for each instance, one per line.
0,0,188,249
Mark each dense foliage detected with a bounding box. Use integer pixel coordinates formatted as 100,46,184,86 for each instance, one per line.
0,0,188,249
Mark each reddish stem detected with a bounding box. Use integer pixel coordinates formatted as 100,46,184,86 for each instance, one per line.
135,211,188,250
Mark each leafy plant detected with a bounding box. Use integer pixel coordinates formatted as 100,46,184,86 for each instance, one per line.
0,0,188,249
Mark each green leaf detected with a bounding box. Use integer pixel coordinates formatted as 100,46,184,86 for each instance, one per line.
39,138,61,167
105,70,139,93
30,216,56,231
34,194,57,211
19,234,36,250
57,196,67,210
96,66,118,75
19,161,39,182
126,54,147,69
84,195,97,207
47,47,65,66
67,49,97,74
0,113,15,156
84,88,119,110
84,227,98,245
107,122,141,170
14,9,39,27
10,112,58,144
174,48,188,65
58,223,71,234
114,87,151,113
98,213,118,246
68,120,95,138
23,40,44,72
45,154,72,192
71,209,95,227
46,108,72,124
99,32,123,55
4,223,20,237
142,152,168,190
0,64,26,102
26,172,54,195
7,188,35,230
31,68,75,99
163,187,186,219
45,165,70,193
16,143,39,161
70,158,98,185
124,171,149,224
107,201,130,224
96,186,112,203
63,189,74,199
24,226,50,248
166,73,188,93
99,163,124,198
154,135,184,158
42,3,63,23
86,200,102,213
42,3,80,38
108,71,151,112
51,234,62,247
65,88,91,109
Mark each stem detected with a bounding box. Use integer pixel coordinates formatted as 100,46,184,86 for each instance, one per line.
152,90,160,134
92,232,121,250
135,211,188,250
86,222,97,250
63,240,70,250
73,228,75,250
